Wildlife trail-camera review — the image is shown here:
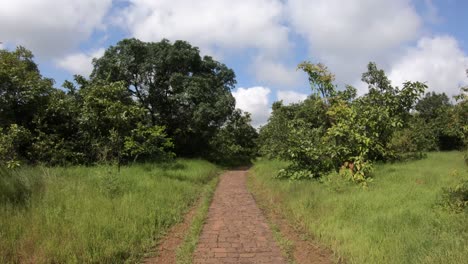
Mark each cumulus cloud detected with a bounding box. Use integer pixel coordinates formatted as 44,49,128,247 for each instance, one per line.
286,0,422,84
119,0,289,55
232,87,271,127
252,56,305,88
56,49,105,77
0,0,112,57
117,0,296,88
389,36,468,96
277,90,308,104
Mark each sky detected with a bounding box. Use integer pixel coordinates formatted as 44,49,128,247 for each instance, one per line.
1,0,467,127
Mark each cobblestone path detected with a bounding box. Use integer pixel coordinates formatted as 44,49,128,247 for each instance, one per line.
193,170,286,264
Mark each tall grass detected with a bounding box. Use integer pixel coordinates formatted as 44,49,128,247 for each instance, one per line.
0,159,219,263
249,152,468,264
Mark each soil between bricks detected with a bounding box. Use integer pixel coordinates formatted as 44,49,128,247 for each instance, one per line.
193,170,286,264
143,198,201,264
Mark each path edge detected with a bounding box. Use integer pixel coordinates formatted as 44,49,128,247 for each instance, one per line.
247,169,339,264
176,175,220,264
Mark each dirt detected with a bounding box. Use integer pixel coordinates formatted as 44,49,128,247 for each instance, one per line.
249,173,338,264
143,199,200,264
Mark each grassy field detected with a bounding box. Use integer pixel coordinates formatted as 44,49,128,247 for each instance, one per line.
0,159,219,263
248,152,468,264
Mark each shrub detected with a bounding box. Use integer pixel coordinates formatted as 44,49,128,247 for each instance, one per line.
0,166,44,205
438,179,468,213
0,124,31,167
386,128,426,161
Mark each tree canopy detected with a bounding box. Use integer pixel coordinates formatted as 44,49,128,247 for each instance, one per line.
91,38,236,156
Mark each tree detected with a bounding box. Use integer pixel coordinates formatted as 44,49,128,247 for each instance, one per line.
0,47,54,130
91,38,236,156
297,61,336,104
262,61,426,181
79,80,138,163
209,109,258,166
416,92,451,120
258,96,328,160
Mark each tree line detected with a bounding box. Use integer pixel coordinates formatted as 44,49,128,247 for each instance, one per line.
1,38,466,175
0,39,258,168
258,62,467,182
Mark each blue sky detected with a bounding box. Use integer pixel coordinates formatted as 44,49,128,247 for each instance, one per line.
1,0,467,126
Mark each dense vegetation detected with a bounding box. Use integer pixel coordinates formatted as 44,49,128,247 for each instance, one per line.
0,160,219,263
0,40,257,262
249,152,468,263
1,36,467,263
0,41,257,168
258,62,467,182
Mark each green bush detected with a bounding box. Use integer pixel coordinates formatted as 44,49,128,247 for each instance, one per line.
386,128,426,161
0,124,31,167
0,166,44,205
208,109,258,166
439,179,468,213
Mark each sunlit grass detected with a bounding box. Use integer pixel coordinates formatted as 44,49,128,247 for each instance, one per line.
0,159,219,263
249,152,468,264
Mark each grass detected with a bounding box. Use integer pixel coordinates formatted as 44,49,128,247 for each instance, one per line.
176,175,219,264
249,152,468,264
0,159,219,263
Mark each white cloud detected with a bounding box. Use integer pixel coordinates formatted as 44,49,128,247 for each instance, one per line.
252,56,305,88
56,49,105,77
277,90,308,104
286,0,422,84
119,0,289,55
0,0,112,57
389,36,468,96
232,87,271,127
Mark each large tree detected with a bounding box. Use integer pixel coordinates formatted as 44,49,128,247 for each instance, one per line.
0,47,54,129
91,38,236,156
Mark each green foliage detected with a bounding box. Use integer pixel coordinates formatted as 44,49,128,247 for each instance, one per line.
438,179,468,213
123,124,174,162
386,128,426,161
416,92,451,120
0,43,238,165
259,61,427,182
413,91,466,151
0,47,54,129
258,96,328,160
338,157,374,184
208,109,258,166
276,121,333,179
91,38,236,157
0,124,31,167
297,61,336,102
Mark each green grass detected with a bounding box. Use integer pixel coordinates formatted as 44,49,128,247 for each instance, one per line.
176,176,219,264
0,159,219,263
249,152,468,264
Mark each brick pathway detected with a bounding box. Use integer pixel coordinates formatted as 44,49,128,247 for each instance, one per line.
193,170,286,264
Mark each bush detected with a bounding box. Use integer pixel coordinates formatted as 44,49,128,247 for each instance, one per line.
208,110,258,166
386,128,426,161
0,166,44,205
0,124,31,167
438,179,468,213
